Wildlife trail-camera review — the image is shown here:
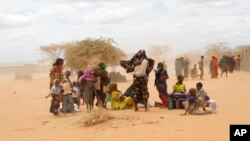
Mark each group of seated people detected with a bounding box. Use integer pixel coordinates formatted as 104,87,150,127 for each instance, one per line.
106,74,213,116
171,74,212,115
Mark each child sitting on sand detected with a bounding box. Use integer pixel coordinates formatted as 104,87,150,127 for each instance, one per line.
196,82,210,105
181,88,211,115
172,75,186,94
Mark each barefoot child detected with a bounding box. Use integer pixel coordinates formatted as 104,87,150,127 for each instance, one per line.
62,71,75,114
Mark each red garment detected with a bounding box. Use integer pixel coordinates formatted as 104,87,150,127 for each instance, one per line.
211,56,218,78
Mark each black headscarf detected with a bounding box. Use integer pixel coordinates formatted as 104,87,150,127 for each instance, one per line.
53,58,64,66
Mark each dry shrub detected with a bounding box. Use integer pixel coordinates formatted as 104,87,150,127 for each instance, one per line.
84,110,114,127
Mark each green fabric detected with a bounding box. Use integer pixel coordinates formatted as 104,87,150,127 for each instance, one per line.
99,63,106,70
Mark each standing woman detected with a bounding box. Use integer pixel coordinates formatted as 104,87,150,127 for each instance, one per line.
183,58,189,80
211,56,218,79
79,65,95,112
155,62,169,108
49,58,64,89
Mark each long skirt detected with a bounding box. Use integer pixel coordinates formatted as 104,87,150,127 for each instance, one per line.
132,75,149,105
156,83,168,107
82,80,94,107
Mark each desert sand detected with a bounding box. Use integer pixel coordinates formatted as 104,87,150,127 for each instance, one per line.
0,71,250,141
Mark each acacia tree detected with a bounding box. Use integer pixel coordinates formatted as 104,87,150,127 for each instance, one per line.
64,38,126,70
40,43,73,62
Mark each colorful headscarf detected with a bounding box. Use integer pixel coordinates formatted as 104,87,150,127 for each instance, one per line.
99,63,106,70
79,65,94,82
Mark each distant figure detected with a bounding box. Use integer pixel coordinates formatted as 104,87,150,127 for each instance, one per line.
235,55,241,71
229,56,236,73
49,58,64,89
198,56,205,80
175,58,182,79
183,58,190,80
191,64,199,79
172,75,186,94
155,62,169,108
219,55,229,77
162,61,167,70
210,56,218,79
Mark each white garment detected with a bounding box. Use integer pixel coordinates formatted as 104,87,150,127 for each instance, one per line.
134,59,148,77
50,85,63,95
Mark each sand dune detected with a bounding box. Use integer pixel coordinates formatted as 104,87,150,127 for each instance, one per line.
0,71,250,141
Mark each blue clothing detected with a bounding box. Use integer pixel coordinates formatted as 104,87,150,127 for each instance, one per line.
187,95,197,105
155,70,168,96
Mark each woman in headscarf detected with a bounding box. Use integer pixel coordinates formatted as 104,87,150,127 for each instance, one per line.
211,56,218,79
79,65,95,112
49,58,64,89
133,59,149,111
155,62,169,108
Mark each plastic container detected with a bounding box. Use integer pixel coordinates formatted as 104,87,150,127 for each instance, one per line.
209,100,217,112
168,97,173,110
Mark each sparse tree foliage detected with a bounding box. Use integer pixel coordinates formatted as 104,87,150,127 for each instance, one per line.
40,43,72,62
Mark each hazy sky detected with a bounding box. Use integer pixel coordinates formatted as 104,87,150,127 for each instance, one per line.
0,0,250,63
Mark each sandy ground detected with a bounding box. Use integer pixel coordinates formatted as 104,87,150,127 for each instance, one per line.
0,71,250,141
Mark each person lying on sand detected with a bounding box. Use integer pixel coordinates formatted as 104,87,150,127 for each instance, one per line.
172,75,186,94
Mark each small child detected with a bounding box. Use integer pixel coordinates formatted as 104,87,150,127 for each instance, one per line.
181,88,197,115
45,79,63,116
72,81,81,112
182,88,210,115
93,69,102,108
196,82,209,99
62,71,75,115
